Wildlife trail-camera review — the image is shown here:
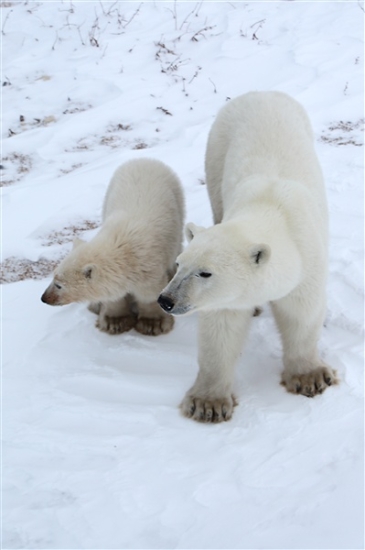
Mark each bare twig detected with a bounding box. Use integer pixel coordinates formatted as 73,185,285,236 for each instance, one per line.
194,1,203,18
76,23,86,46
1,9,12,35
157,106,172,116
100,43,108,60
51,30,59,50
172,0,178,30
250,18,265,40
191,25,216,42
208,78,217,94
189,66,202,84
179,5,196,31
106,1,118,17
123,2,143,29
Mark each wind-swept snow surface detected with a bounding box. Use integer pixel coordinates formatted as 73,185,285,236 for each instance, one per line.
2,2,364,549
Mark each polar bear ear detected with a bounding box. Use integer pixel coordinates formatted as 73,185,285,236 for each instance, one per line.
73,237,86,249
83,264,97,280
185,222,206,242
249,244,271,266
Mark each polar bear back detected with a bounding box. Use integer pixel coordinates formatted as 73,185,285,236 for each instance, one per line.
205,91,327,224
102,158,184,229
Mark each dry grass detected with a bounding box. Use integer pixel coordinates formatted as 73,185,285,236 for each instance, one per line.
1,152,32,186
319,119,364,147
7,115,57,138
99,135,120,148
1,257,62,284
133,141,148,150
42,220,100,247
68,130,151,153
59,163,84,175
2,220,101,284
63,102,92,115
107,123,131,132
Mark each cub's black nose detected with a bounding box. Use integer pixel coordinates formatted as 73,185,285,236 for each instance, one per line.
158,294,175,312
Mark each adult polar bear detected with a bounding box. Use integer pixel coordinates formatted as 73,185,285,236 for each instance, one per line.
158,91,337,423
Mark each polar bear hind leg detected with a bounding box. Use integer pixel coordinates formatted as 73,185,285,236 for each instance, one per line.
271,293,338,397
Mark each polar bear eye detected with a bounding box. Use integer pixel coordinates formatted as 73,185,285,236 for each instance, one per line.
54,282,62,290
199,272,212,278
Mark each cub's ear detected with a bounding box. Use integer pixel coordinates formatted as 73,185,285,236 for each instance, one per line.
83,264,97,280
185,222,206,242
73,237,86,249
249,244,271,266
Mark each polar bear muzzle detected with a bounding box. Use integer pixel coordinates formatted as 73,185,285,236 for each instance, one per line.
157,293,192,315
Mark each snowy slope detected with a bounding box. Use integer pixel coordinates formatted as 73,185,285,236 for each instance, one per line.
2,1,364,549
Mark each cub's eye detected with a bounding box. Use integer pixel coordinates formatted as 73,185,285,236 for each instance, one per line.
54,283,62,290
199,272,212,278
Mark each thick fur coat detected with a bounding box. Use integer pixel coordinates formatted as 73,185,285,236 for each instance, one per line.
42,158,185,336
159,91,337,421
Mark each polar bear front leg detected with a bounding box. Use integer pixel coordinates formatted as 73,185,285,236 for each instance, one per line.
96,296,137,334
271,295,338,397
181,309,252,423
135,300,174,336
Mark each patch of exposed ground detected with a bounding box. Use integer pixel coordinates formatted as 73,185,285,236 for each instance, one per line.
319,119,364,147
1,257,62,284
1,152,32,186
1,220,101,284
42,220,100,247
65,122,154,152
59,163,85,176
8,115,56,138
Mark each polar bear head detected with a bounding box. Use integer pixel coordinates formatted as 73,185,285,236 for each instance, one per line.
158,222,271,315
41,237,130,306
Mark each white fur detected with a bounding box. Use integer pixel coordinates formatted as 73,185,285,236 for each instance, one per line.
160,91,337,421
42,158,185,336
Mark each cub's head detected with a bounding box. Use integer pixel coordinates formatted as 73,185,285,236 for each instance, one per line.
41,238,116,306
158,222,271,315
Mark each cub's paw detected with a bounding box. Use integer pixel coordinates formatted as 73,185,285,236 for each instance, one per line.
135,315,174,336
96,315,136,334
88,302,101,315
281,366,338,397
180,394,237,423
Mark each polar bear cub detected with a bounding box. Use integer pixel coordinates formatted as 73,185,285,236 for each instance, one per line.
159,91,337,421
42,158,185,336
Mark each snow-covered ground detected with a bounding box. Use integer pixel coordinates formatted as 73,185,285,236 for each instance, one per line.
1,1,364,549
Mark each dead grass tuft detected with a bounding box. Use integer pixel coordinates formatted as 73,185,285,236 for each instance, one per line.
133,141,148,150
1,220,101,284
1,257,62,284
107,123,132,132
63,102,92,115
42,220,100,247
59,163,84,175
100,135,119,147
320,119,364,147
1,152,32,186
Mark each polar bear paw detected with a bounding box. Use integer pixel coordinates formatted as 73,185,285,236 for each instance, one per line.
96,315,136,334
180,394,237,423
135,314,174,336
281,366,338,397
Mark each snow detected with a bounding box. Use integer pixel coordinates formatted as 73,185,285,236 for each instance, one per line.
1,1,364,549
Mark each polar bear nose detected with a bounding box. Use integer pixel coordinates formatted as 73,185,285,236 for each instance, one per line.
158,294,175,312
